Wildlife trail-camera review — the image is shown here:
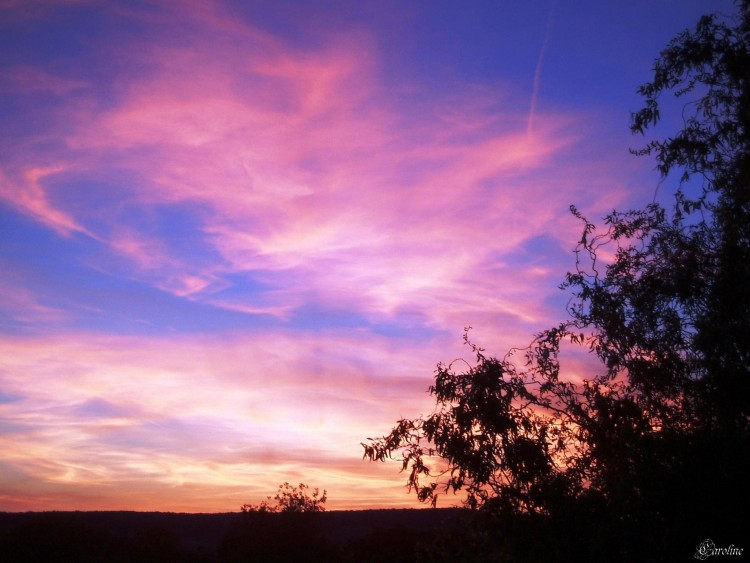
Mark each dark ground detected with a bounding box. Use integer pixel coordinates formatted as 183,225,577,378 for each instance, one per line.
0,508,465,561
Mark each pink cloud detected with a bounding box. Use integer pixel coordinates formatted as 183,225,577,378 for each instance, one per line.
0,1,652,512
0,11,619,332
7,17,579,333
0,167,92,237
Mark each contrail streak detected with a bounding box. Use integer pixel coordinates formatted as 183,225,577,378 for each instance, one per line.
527,3,555,135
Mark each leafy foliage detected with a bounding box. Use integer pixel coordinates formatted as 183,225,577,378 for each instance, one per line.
364,1,750,558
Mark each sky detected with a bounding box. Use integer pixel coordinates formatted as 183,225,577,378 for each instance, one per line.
0,0,733,512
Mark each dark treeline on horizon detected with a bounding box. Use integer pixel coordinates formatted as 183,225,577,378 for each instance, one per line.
0,508,463,562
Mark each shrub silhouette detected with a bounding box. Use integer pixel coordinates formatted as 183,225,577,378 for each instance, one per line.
241,482,327,514
220,482,336,562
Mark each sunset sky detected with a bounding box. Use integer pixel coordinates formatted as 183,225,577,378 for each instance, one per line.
0,0,731,512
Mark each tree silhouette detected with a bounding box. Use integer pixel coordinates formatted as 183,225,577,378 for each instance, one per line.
364,1,750,559
241,482,327,514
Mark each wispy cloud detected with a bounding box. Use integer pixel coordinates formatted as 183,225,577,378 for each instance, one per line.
1,2,593,331
0,0,646,510
0,167,93,237
0,66,88,96
0,331,445,510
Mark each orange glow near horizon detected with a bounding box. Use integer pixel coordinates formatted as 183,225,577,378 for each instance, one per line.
0,0,726,512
